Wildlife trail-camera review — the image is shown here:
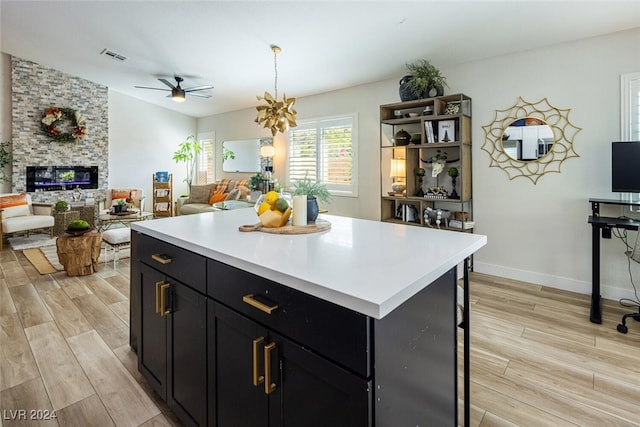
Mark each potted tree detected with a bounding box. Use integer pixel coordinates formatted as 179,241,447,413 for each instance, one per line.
399,59,448,101
292,175,331,223
172,135,202,192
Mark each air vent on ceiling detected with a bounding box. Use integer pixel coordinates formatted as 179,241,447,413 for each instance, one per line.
100,49,127,62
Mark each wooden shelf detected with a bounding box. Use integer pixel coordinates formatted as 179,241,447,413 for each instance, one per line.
380,94,474,231
152,173,173,218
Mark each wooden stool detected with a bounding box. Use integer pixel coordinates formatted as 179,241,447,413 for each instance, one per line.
102,228,131,270
56,232,102,276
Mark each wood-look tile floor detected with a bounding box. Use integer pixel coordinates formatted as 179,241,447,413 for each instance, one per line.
1,243,640,426
0,244,182,427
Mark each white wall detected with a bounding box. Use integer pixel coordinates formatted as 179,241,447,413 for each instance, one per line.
108,91,196,206
197,28,640,303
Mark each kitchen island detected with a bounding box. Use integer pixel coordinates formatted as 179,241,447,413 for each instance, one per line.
130,209,486,426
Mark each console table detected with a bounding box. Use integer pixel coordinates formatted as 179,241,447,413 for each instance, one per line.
588,198,640,323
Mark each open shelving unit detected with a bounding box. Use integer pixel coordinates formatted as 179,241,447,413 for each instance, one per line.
380,94,473,231
152,173,173,218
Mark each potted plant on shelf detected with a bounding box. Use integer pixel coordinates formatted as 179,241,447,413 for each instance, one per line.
172,135,202,192
292,175,331,223
448,167,459,199
399,59,448,101
54,200,68,212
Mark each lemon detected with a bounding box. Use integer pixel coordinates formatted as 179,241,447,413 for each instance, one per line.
264,191,280,206
257,201,271,215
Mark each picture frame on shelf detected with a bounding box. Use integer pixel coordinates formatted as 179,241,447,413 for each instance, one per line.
438,120,455,143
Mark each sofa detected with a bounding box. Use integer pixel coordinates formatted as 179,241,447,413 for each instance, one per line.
178,179,253,215
0,192,54,250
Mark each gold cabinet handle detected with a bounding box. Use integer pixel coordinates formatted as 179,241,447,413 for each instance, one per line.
242,294,278,315
264,342,277,395
151,253,172,265
160,283,171,316
252,337,265,387
155,281,164,314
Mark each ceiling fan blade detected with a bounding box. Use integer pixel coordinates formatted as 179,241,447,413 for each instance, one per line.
187,92,212,98
134,86,171,92
184,85,214,92
158,78,176,89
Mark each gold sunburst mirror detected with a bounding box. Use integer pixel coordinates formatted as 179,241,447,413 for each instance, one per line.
481,97,581,184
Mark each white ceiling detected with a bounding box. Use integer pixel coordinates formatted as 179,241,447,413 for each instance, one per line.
2,1,640,118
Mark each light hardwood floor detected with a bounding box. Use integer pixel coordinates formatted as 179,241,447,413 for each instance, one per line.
1,242,640,426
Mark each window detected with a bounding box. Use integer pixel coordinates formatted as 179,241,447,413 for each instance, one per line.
196,131,215,184
287,114,357,197
621,72,640,140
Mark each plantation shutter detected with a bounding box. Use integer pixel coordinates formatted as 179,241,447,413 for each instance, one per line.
288,114,357,196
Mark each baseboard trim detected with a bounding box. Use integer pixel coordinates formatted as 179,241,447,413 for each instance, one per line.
473,261,639,303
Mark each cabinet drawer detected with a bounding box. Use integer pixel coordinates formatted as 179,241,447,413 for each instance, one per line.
136,233,206,294
207,259,372,378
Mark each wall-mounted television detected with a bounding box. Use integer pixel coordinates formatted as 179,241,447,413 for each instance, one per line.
612,142,640,193
26,165,98,192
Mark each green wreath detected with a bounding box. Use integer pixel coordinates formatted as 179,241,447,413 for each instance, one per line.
41,107,87,142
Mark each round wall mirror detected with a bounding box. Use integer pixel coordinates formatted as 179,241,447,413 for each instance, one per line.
500,117,555,162
482,97,581,184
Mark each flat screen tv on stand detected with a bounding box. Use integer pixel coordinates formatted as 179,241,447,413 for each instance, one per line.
612,141,640,209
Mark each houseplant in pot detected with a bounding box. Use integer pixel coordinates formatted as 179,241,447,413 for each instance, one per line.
292,175,331,223
399,59,448,101
172,135,201,192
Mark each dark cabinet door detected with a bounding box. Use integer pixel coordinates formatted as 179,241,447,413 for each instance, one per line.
168,280,207,427
270,332,372,427
210,303,371,427
138,263,167,397
209,302,268,427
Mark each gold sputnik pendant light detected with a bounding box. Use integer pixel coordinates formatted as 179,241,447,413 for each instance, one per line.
255,45,297,136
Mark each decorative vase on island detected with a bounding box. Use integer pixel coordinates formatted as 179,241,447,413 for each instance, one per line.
307,197,319,223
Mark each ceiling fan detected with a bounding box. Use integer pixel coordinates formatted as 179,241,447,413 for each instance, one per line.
135,76,213,103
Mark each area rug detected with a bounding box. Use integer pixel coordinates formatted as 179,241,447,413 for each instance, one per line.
32,244,131,273
23,248,58,274
8,234,57,250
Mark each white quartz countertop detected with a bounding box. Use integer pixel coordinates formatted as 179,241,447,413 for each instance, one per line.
132,209,486,319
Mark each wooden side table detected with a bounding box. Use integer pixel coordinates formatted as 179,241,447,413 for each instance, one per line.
56,232,102,276
53,210,80,236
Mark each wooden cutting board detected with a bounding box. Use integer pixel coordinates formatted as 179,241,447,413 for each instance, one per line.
238,219,331,234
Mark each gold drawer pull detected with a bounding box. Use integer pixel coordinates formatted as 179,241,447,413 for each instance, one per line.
252,337,265,387
264,342,277,395
151,253,172,265
160,283,171,316
242,294,278,315
155,281,164,314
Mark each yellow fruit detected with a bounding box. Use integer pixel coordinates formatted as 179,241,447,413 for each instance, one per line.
264,191,280,206
257,201,271,215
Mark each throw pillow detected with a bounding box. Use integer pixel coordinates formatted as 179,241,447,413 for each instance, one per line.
225,189,240,201
111,189,131,200
235,179,249,189
0,193,31,219
208,192,227,205
189,184,215,204
235,185,250,200
215,178,232,194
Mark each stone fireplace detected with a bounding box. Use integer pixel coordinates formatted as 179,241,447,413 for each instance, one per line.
11,56,108,203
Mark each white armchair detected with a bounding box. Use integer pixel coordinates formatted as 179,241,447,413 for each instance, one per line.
0,193,54,251
99,188,145,214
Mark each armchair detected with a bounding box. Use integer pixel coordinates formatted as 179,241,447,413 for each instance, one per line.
99,188,145,214
0,193,54,251
617,231,640,334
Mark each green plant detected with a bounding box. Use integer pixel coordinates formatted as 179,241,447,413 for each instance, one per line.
54,200,68,211
222,146,235,162
117,199,127,206
404,60,448,98
0,141,12,183
447,167,459,177
172,135,202,188
292,175,331,203
248,172,264,191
